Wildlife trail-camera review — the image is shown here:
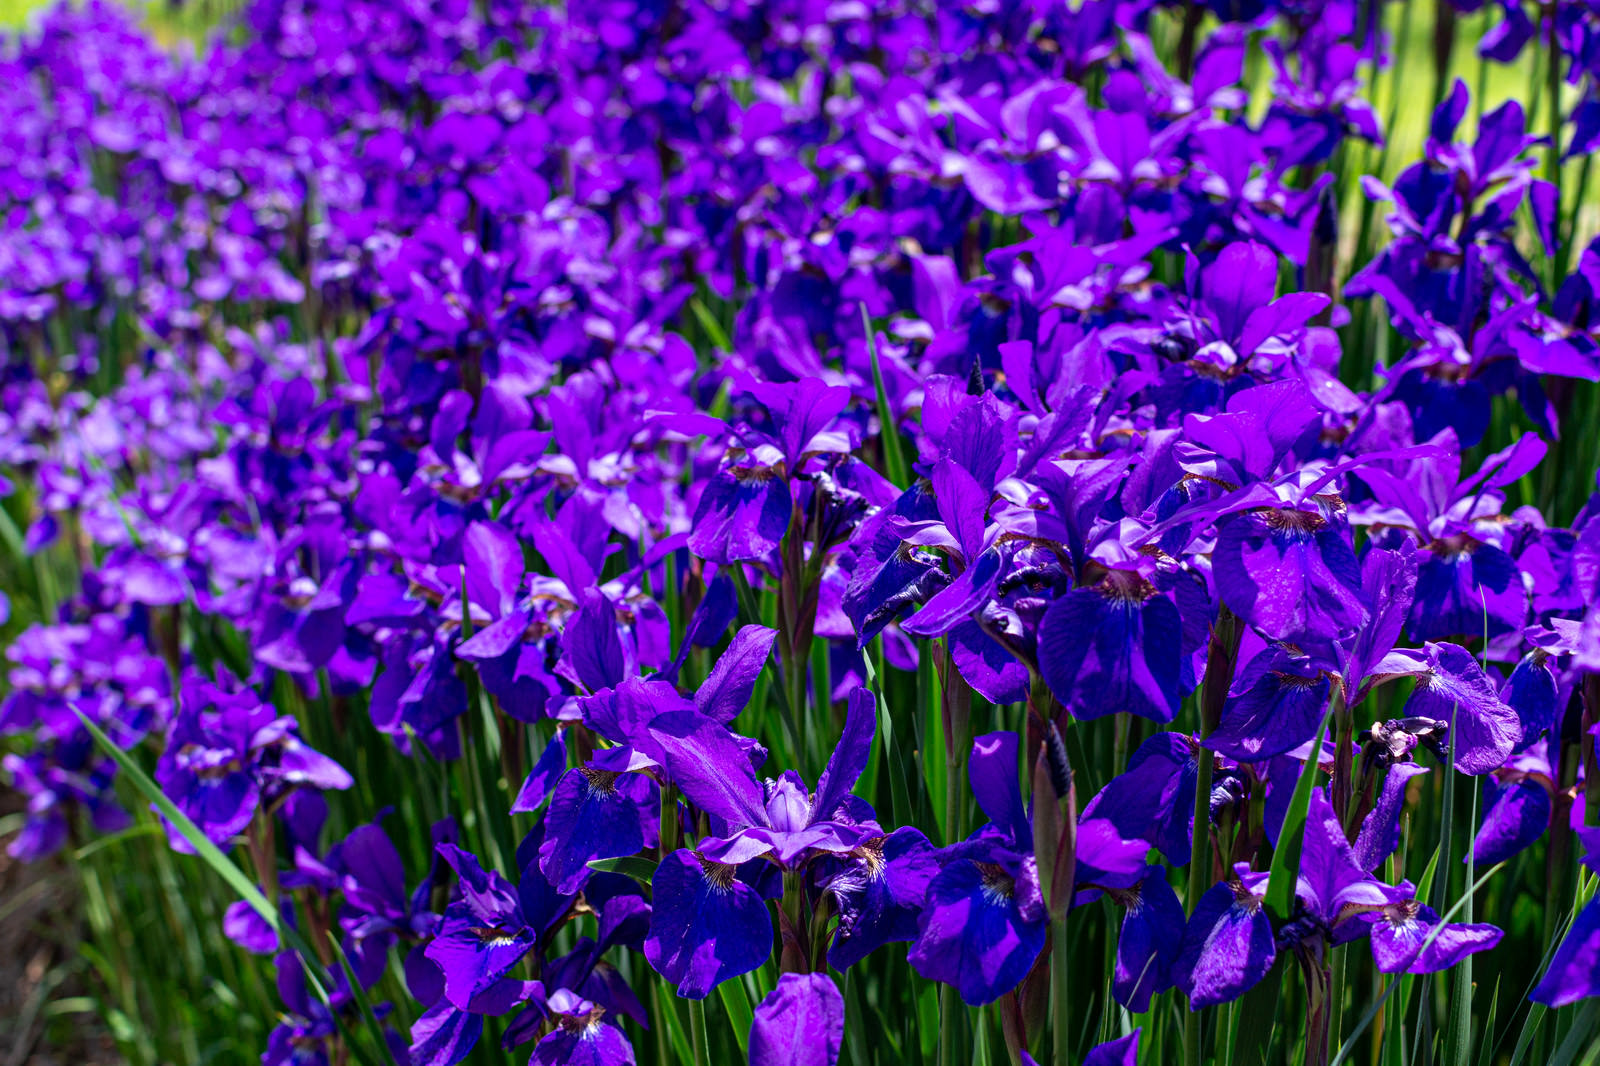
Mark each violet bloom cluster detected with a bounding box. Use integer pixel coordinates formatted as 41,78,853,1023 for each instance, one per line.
4,0,1600,1063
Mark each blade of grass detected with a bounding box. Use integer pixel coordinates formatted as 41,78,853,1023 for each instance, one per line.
1266,708,1335,919
1447,729,1480,1066
863,305,909,490
1228,938,1284,1066
718,977,755,1056
689,298,732,353
1508,897,1585,1066
329,935,401,1066
1474,976,1501,1066
587,855,660,884
1330,861,1508,1066
72,707,385,1066
864,642,912,828
1551,1001,1600,1066
654,982,697,1065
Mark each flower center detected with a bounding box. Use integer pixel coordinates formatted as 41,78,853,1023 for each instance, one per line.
1264,508,1327,537
1097,570,1156,604
696,855,739,891
1384,899,1422,927
557,1004,608,1035
471,925,523,948
578,767,621,795
976,862,1015,904
856,836,887,878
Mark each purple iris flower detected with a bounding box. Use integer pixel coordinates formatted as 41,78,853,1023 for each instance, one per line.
1179,246,1334,372
685,376,851,567
452,518,555,723
824,826,939,970
1154,382,1418,659
424,844,563,1010
1082,732,1199,865
1352,432,1538,642
537,908,652,1031
643,690,878,997
538,763,660,894
1085,1029,1141,1066
1260,4,1383,169
1504,649,1560,751
655,688,877,867
1284,791,1501,977
408,977,544,1066
263,950,346,1066
1213,497,1367,659
1037,559,1189,723
1373,642,1523,774
643,848,773,999
12,0,1600,1055
688,460,794,566
529,988,638,1066
1208,645,1330,761
1174,864,1276,1009
154,672,351,851
908,731,1046,1005
1293,790,1409,935
1366,901,1505,975
893,459,1040,704
336,818,443,947
841,484,946,628
1107,865,1186,1011
265,945,401,1066
1471,746,1556,865
2,741,128,862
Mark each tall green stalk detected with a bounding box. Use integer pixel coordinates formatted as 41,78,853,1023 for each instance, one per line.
1051,915,1072,1066
1183,606,1242,1066
688,995,710,1066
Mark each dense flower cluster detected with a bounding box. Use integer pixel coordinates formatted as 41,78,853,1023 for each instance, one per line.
4,0,1600,1064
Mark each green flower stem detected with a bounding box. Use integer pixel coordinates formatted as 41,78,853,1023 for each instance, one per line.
942,640,972,847
1184,606,1241,1066
940,984,964,1066
688,994,710,1066
1051,915,1072,1066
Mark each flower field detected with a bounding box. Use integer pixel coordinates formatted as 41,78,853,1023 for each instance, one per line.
3,1,1600,1064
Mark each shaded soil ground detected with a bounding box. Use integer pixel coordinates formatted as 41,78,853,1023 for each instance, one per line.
0,802,120,1066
